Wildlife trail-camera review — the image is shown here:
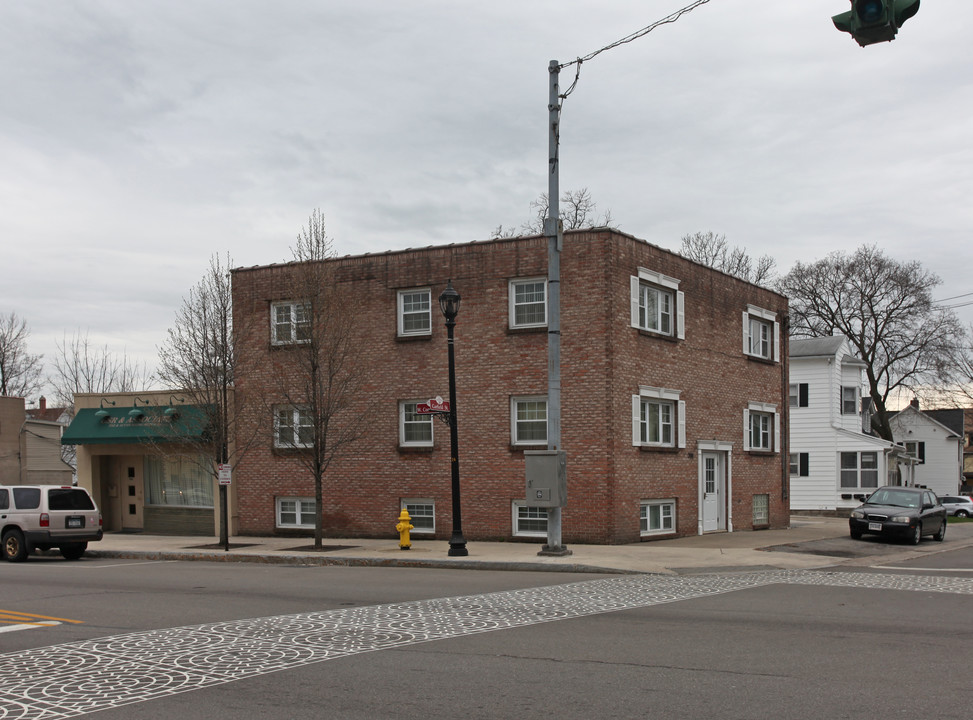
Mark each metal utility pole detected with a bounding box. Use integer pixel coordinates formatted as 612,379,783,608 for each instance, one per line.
541,59,568,556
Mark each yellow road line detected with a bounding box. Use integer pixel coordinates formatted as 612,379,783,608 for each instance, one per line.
0,609,83,624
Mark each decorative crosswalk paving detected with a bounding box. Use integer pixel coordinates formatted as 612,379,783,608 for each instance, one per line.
2,569,972,719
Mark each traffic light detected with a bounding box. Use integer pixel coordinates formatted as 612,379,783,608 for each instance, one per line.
832,0,920,47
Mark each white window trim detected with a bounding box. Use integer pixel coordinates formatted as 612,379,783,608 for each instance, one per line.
271,300,311,345
840,386,859,415
742,305,780,361
397,288,432,337
399,400,434,447
630,269,685,339
401,498,435,534
508,277,548,329
743,402,779,452
274,405,313,448
839,451,880,490
632,386,686,449
512,500,548,537
511,395,548,446
640,499,676,536
276,496,316,529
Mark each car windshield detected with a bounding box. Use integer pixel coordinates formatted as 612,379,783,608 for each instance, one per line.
867,489,919,508
47,488,95,511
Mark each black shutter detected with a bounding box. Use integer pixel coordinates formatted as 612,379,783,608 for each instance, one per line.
799,453,810,477
799,383,809,408
918,442,925,464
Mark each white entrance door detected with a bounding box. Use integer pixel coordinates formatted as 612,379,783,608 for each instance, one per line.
120,459,144,531
701,451,725,533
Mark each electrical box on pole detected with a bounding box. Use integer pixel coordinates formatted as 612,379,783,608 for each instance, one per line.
832,0,920,47
525,450,567,508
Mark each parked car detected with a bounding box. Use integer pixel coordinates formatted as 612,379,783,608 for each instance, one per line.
940,495,973,518
0,485,103,562
849,486,947,545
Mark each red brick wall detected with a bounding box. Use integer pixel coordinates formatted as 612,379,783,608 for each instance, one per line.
231,230,788,544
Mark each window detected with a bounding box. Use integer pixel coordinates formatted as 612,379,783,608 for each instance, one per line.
512,501,548,537
744,402,778,452
277,497,316,528
640,500,675,536
398,289,431,337
743,305,779,361
509,278,547,328
841,386,858,415
789,453,809,477
904,441,925,464
275,406,313,448
753,494,770,525
144,455,213,507
399,401,433,447
630,269,684,338
789,383,809,408
271,301,311,344
511,396,547,445
840,451,879,489
632,386,686,448
402,499,435,534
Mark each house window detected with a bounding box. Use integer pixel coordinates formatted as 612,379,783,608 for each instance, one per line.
274,406,313,448
904,441,925,464
632,386,686,448
640,500,675,536
841,386,858,415
512,501,548,537
399,401,433,447
745,402,778,452
402,499,435,534
743,305,779,361
630,269,684,338
271,301,311,344
753,494,770,525
398,289,432,337
789,453,809,477
511,396,547,445
277,497,316,528
840,451,879,489
789,383,809,408
509,278,547,328
749,412,772,450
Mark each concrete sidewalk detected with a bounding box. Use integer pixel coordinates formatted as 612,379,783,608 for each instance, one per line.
86,516,871,575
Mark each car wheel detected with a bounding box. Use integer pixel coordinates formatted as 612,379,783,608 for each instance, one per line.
2,529,29,562
59,543,87,560
850,529,863,540
957,510,970,518
909,523,922,545
934,519,947,542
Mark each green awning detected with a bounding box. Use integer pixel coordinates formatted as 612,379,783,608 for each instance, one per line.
62,405,212,445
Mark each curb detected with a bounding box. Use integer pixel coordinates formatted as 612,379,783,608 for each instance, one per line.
85,548,641,574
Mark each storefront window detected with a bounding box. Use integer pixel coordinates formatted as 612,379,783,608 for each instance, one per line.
144,455,214,507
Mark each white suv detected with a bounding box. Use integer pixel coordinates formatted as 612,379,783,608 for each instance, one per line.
0,485,103,562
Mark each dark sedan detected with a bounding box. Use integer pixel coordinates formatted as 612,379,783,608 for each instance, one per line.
849,486,947,545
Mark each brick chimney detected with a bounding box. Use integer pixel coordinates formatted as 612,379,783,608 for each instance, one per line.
39,396,47,411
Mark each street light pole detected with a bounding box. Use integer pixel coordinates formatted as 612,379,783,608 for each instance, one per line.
440,280,468,557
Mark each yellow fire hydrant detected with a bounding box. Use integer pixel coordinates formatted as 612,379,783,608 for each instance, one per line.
395,509,414,550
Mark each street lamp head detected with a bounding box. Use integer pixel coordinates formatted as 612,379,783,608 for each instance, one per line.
439,279,461,322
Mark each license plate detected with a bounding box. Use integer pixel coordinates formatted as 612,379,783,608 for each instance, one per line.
868,522,882,532
66,516,84,529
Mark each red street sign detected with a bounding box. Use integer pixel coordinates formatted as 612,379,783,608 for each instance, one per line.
416,396,450,414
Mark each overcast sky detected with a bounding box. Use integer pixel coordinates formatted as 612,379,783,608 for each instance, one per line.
2,1,970,404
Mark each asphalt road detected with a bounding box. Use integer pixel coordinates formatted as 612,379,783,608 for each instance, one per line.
3,550,973,720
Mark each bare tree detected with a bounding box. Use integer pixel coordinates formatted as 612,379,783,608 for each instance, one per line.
157,253,256,547
493,188,617,238
0,312,43,398
679,231,777,285
269,209,371,549
50,331,154,410
778,245,965,441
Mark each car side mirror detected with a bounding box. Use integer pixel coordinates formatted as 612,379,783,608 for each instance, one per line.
922,503,934,510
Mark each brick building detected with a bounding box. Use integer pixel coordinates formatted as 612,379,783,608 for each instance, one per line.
230,228,789,544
